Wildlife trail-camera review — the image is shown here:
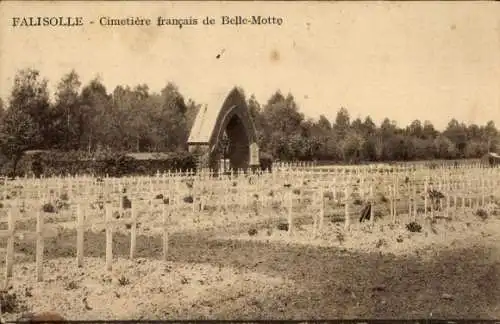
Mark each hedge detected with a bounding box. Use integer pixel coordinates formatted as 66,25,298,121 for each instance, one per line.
1,149,275,178
7,150,197,178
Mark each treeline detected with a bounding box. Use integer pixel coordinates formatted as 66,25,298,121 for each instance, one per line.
0,68,498,171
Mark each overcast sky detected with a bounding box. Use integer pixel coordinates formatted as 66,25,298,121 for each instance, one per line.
1,1,499,130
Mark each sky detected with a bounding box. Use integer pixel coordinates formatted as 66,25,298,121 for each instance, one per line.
0,1,499,131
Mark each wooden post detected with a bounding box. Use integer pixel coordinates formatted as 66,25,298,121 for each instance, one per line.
223,177,229,211
393,178,398,222
319,186,325,232
36,208,44,282
105,204,113,271
192,180,197,213
408,181,412,220
424,179,428,218
129,203,137,260
369,185,374,224
344,187,350,231
162,203,169,261
312,190,317,238
481,177,485,207
453,181,457,210
445,183,451,217
287,191,293,236
5,209,15,280
462,180,466,211
76,204,84,267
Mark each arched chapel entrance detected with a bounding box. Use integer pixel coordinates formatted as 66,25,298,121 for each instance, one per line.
187,87,260,171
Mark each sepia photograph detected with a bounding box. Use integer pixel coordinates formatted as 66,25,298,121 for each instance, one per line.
0,0,499,321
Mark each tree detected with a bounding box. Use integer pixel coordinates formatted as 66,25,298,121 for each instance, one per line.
79,77,112,152
309,115,334,160
317,115,332,131
247,94,266,149
0,109,42,174
185,98,201,131
483,120,498,152
53,70,82,149
380,118,396,139
422,120,438,140
261,91,304,159
443,119,467,157
8,68,51,147
333,107,350,140
362,116,376,137
110,84,153,151
147,82,189,151
262,91,303,136
434,135,457,159
407,120,424,139
341,131,365,163
0,98,5,121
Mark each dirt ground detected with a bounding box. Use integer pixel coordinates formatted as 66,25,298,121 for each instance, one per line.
1,203,500,320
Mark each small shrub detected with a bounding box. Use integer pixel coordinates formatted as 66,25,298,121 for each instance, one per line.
155,194,164,199
475,208,488,221
55,199,70,210
271,201,280,209
336,232,345,244
353,198,363,206
375,239,387,248
396,235,404,243
183,195,194,203
268,190,274,197
277,223,289,231
60,192,69,201
42,203,56,213
117,275,130,286
292,188,301,195
232,181,237,187
0,202,3,208
380,195,388,203
122,196,132,209
248,228,258,236
0,290,24,313
65,281,79,290
324,191,333,200
406,221,422,233
283,183,291,188
163,198,170,205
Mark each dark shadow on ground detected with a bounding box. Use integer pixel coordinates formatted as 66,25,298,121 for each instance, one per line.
2,223,500,319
